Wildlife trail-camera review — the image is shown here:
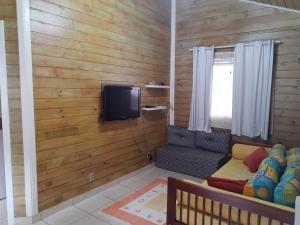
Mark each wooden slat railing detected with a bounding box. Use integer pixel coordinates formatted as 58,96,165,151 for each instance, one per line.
167,177,295,225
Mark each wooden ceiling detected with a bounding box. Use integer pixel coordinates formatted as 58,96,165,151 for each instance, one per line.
248,0,300,11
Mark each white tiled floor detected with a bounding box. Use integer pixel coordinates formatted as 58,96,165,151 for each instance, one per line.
101,185,132,202
2,166,202,225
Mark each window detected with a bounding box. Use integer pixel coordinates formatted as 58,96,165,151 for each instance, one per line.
210,52,234,129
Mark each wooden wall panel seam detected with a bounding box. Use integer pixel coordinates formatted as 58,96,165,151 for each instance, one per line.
31,0,171,211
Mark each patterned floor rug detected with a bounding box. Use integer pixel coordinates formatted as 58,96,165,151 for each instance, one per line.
102,178,167,225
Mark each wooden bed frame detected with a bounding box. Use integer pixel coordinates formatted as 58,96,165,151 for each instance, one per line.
166,177,295,225
166,140,296,225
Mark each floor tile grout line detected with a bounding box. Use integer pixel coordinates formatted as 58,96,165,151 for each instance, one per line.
43,207,89,225
37,165,155,223
86,209,122,225
118,179,150,192
34,168,200,225
41,220,50,225
79,178,162,225
92,176,168,225
67,213,90,225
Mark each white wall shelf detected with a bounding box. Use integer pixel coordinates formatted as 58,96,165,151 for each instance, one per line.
145,84,170,89
142,106,167,111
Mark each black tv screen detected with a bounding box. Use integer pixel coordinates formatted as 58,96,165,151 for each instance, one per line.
102,85,141,121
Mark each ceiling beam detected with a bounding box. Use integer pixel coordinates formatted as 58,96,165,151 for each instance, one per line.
240,0,300,14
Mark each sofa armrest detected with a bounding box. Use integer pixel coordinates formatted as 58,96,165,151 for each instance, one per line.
232,143,272,160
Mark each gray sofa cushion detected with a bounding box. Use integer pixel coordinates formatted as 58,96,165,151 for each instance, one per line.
156,145,229,178
195,129,231,155
167,126,195,148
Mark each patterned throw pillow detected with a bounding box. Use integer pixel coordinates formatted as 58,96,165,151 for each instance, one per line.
269,144,286,174
286,148,300,167
274,162,300,208
243,157,280,202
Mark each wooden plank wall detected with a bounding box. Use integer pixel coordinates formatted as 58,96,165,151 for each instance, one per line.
0,0,26,217
30,0,171,211
175,0,300,147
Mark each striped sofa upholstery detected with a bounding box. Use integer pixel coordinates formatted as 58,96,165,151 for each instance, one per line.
156,126,231,178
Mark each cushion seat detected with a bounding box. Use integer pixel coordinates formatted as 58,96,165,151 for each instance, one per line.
203,158,256,183
156,145,229,178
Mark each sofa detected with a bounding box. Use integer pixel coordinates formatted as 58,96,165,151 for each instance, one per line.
156,126,231,178
167,143,295,225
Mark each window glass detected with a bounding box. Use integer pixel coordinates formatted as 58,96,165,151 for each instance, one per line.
211,52,234,129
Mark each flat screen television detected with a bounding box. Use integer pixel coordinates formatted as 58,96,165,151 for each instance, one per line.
101,85,141,121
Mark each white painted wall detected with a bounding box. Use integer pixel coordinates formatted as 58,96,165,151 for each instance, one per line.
0,31,6,200
169,0,176,125
0,84,4,200
0,20,15,224
0,130,5,200
0,20,4,200
295,197,300,225
16,0,38,217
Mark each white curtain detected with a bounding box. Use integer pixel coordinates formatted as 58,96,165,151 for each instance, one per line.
188,47,214,132
232,40,274,140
